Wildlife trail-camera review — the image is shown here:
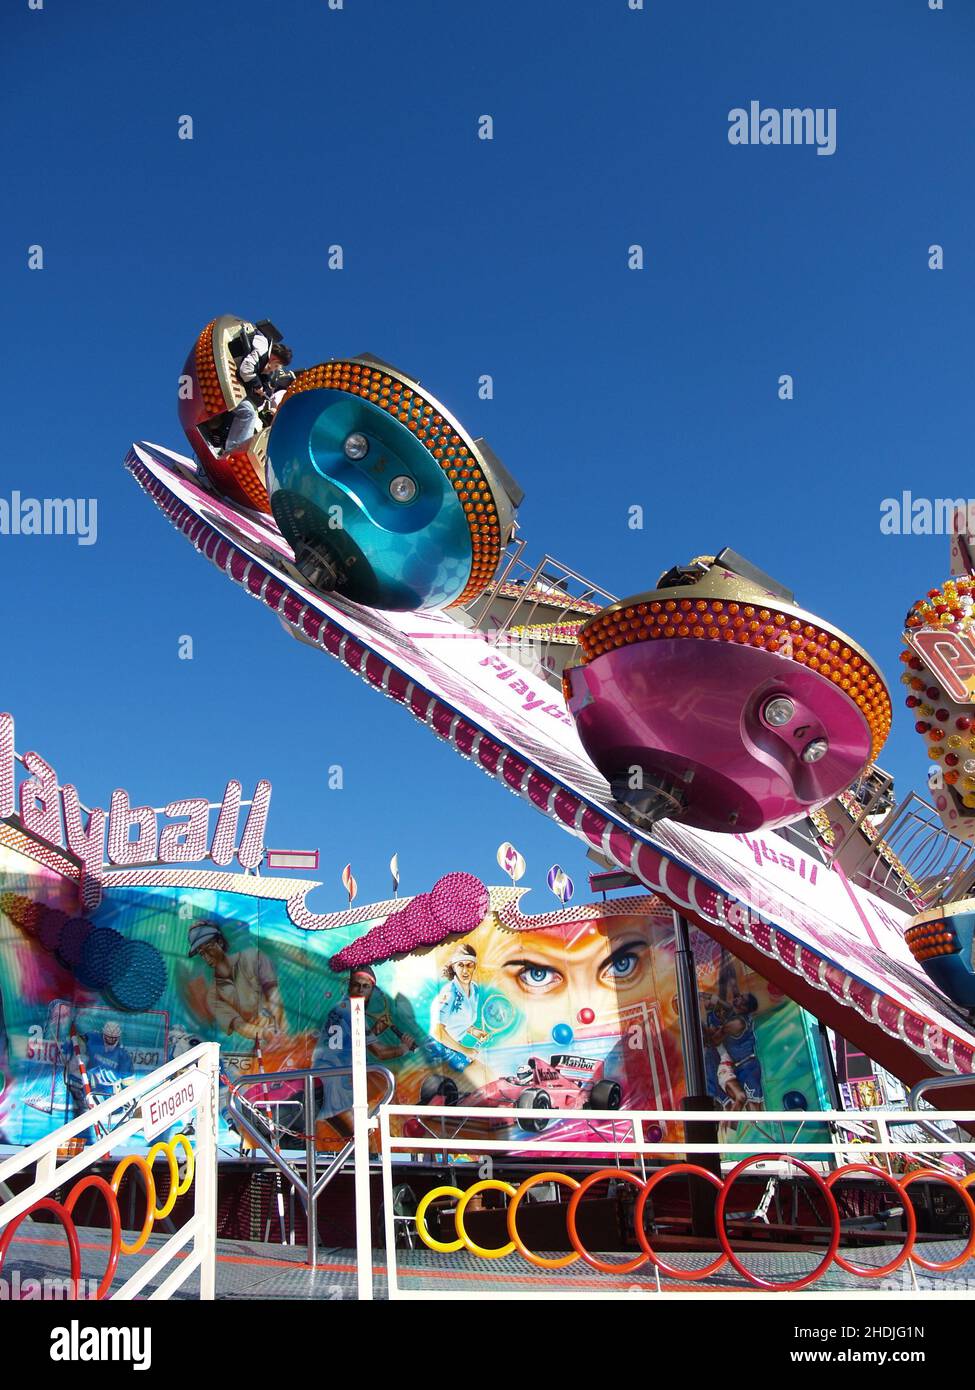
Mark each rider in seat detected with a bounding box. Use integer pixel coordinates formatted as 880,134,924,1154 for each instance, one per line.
222,327,296,455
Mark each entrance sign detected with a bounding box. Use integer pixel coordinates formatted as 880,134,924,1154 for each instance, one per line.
142,1066,209,1140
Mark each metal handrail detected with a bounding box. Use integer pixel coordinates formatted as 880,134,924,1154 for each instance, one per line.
227,1063,395,1268
908,1072,975,1109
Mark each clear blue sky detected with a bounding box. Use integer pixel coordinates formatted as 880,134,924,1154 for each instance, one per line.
2,0,973,913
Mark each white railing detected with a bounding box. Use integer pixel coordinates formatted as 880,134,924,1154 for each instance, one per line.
0,1042,220,1301
379,1103,975,1299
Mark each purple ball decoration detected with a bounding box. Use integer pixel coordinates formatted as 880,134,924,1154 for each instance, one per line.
38,907,69,955
56,916,94,970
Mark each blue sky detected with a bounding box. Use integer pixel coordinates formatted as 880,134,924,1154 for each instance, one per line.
2,0,973,913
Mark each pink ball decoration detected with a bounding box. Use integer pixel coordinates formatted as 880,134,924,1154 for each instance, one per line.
577,1007,595,1025
329,872,490,970
429,872,489,935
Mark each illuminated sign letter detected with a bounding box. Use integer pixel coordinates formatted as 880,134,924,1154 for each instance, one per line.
237,780,272,870
106,788,158,865
19,751,63,845
158,798,210,862
210,780,242,866
0,713,13,820
909,629,975,703
61,784,106,894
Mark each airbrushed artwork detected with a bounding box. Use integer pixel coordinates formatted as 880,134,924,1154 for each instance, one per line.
0,834,826,1158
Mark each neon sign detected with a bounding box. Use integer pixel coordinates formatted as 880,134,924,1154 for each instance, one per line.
0,712,271,907
907,630,975,704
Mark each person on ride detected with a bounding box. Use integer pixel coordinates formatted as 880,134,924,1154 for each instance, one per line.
311,966,415,1139
223,331,295,455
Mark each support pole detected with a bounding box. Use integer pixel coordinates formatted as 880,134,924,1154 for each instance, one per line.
304,1073,317,1269
351,995,373,1300
672,911,721,1236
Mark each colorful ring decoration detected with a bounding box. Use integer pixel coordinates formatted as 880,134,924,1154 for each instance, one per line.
454,1180,517,1260
414,1185,466,1254
825,1163,918,1278
0,1197,82,1289
506,1171,580,1270
415,1161,975,1287
633,1164,726,1280
716,1155,841,1291
146,1141,180,1221
63,1175,121,1299
0,1135,196,1299
899,1170,975,1272
110,1154,156,1255
566,1168,648,1274
171,1132,195,1194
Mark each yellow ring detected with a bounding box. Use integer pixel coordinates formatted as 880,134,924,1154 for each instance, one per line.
507,1171,581,1269
414,1186,466,1253
455,1180,517,1259
110,1155,156,1255
147,1142,180,1220
171,1133,195,1196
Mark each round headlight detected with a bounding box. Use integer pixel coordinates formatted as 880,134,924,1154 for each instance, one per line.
763,696,795,727
343,432,369,461
389,475,417,503
802,738,829,764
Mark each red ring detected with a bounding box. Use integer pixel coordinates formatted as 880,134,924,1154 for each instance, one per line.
64,1175,121,1300
634,1165,727,1280
0,1198,81,1292
716,1154,841,1291
566,1168,648,1274
899,1169,975,1272
825,1164,916,1278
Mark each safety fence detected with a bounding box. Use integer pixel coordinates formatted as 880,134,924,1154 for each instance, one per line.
0,1042,219,1300
379,1104,975,1298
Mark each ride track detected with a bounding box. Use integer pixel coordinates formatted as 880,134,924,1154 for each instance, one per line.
125,441,975,1102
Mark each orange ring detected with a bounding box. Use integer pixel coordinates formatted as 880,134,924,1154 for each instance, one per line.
634,1164,727,1279
566,1168,648,1274
507,1171,580,1269
900,1169,975,1272
64,1175,121,1299
110,1154,156,1255
147,1141,180,1220
826,1163,916,1278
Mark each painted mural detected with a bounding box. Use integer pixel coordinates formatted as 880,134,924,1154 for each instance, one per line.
0,841,828,1159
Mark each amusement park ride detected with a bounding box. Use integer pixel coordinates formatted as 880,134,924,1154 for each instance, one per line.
8,313,975,1304
121,313,975,1103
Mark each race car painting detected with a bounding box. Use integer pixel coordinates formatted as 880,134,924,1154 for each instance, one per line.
417,1052,623,1133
